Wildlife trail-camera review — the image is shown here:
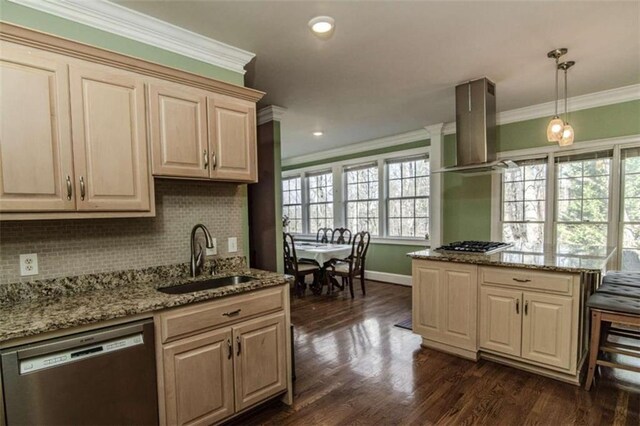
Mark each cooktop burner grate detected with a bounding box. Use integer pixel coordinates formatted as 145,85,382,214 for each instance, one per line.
435,241,513,255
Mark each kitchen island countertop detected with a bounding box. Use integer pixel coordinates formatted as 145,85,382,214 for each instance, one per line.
408,245,616,274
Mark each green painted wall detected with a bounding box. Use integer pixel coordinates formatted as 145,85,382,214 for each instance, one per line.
0,0,244,85
282,139,430,171
273,121,284,273
366,243,425,276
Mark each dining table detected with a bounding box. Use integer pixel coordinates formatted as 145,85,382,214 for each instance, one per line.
294,241,352,295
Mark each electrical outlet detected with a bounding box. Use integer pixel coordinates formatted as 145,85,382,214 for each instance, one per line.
20,253,38,276
206,238,217,256
228,237,237,253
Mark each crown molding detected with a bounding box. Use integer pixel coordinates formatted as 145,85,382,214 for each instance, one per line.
8,0,255,75
282,129,429,167
496,83,640,126
424,123,445,136
257,105,287,125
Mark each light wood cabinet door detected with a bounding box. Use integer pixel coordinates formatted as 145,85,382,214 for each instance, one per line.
412,262,442,339
0,44,75,212
208,96,257,182
69,63,150,211
440,264,478,350
148,83,209,178
480,286,522,357
162,328,234,426
521,292,572,370
233,312,287,411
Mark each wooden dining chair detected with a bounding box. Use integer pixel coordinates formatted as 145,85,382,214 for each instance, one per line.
283,233,321,297
316,228,334,243
327,231,371,298
332,227,352,245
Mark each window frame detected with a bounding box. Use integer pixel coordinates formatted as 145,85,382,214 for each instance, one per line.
491,137,640,269
386,155,430,239
282,146,430,245
307,169,334,232
281,175,303,234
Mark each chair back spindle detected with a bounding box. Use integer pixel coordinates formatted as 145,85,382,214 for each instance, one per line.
333,227,352,245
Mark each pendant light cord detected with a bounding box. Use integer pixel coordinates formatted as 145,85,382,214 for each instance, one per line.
564,67,568,123
555,58,559,117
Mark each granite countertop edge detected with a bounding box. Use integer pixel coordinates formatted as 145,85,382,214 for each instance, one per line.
0,260,293,345
406,250,611,274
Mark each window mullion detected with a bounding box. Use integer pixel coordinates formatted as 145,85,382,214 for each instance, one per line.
610,145,622,267
378,159,385,238
301,172,309,235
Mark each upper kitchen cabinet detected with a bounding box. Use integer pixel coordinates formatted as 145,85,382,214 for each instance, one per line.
0,43,75,212
208,96,257,183
69,63,151,211
148,83,209,178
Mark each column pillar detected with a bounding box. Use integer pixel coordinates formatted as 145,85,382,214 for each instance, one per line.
425,123,444,249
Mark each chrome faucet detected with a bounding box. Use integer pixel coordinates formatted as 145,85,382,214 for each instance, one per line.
190,224,214,278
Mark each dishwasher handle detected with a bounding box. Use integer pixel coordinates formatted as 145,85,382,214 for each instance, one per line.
13,320,152,360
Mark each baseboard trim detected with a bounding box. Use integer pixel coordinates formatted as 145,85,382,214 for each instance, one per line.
365,270,412,286
421,338,479,361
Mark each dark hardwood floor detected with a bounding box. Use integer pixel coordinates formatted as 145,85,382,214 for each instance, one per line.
231,281,640,425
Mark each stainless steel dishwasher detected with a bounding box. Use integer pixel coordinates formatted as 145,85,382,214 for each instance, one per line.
1,319,158,425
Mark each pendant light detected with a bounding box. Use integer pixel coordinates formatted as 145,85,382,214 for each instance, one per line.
558,60,576,146
546,48,567,142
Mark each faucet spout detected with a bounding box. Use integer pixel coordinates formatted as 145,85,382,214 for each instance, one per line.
190,224,214,278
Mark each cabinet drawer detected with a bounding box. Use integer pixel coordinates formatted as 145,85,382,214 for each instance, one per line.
159,286,285,343
479,267,574,295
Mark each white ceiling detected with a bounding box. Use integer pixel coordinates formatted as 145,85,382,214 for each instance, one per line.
115,1,640,159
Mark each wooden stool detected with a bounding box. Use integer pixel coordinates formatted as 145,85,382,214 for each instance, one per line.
585,291,640,390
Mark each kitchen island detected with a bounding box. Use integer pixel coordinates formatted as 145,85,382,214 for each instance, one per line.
408,245,616,385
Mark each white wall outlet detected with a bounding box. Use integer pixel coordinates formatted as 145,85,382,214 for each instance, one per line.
20,253,38,276
228,237,238,253
206,238,217,256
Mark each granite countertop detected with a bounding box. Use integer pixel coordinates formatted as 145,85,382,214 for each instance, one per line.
0,257,292,345
408,245,616,274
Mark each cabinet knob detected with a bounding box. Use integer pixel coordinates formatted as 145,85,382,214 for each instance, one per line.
515,299,519,314
512,278,531,283
203,150,209,169
227,338,232,360
212,152,217,170
524,301,529,315
236,336,241,356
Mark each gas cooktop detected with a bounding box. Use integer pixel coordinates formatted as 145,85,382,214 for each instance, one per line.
435,241,513,255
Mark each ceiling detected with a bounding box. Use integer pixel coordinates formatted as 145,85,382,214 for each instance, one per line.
115,1,640,159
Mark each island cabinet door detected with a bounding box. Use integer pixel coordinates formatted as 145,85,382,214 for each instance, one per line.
232,312,287,411
148,83,209,178
412,262,442,339
521,292,573,370
207,96,257,183
479,286,522,357
440,264,478,350
69,63,150,211
162,328,235,426
0,44,75,212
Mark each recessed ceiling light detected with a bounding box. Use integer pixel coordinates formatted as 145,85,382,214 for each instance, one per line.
308,16,335,35
313,131,324,136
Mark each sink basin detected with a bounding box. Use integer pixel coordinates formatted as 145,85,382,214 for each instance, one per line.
158,275,254,295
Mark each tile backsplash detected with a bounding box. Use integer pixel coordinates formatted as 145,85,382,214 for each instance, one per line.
0,179,246,285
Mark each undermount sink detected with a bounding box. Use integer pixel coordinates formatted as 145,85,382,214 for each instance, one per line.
158,275,254,295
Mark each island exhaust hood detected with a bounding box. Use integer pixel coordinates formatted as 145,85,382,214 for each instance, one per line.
438,77,516,173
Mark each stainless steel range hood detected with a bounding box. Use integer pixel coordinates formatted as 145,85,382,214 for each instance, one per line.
438,77,516,174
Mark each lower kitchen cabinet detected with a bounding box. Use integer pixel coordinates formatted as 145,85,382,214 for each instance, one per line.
479,286,522,357
412,260,478,358
162,328,234,426
233,313,287,411
479,285,574,371
155,286,291,425
521,292,573,370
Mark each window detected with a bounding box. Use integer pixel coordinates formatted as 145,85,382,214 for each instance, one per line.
555,150,612,250
308,171,333,232
282,176,302,233
345,164,379,235
501,159,547,252
387,156,430,238
622,148,640,271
